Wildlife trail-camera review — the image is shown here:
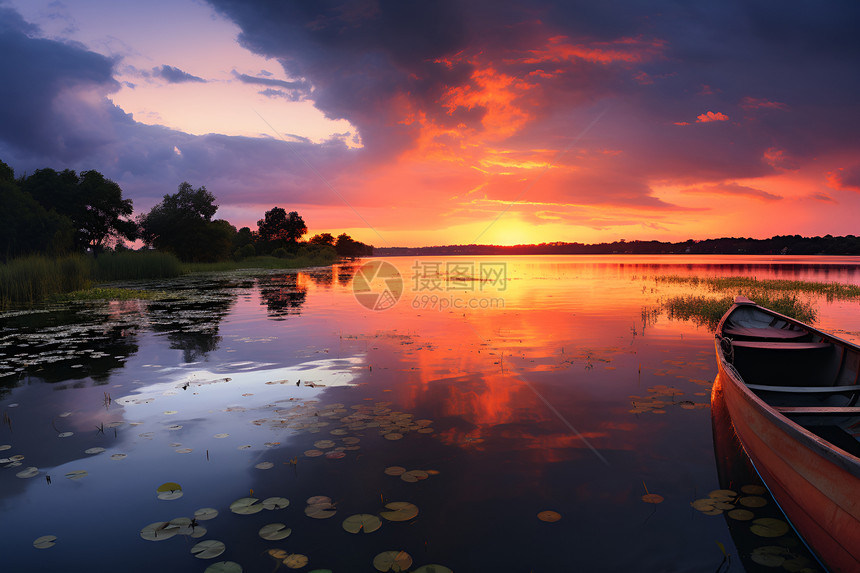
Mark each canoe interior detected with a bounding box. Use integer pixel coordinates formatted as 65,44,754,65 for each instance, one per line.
719,303,860,458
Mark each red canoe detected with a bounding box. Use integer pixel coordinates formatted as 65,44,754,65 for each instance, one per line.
714,296,860,572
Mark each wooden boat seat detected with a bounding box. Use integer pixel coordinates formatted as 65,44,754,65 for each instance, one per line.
747,383,860,394
723,325,808,339
732,341,831,350
774,406,860,415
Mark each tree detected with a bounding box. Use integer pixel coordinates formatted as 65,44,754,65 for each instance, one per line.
139,182,230,262
21,167,137,253
257,207,307,246
0,171,73,261
334,233,373,257
309,233,335,246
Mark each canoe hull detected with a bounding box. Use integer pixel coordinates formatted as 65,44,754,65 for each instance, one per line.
714,302,860,572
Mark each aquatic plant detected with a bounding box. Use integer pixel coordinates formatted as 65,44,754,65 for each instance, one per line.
94,251,182,281
654,275,860,301
0,255,91,308
663,293,817,327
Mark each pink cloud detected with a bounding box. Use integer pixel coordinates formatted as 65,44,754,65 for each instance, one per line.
827,166,860,192
696,111,729,123
740,96,788,111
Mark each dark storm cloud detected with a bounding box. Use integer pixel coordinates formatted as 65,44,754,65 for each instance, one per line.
0,3,358,214
231,70,309,91
0,4,119,160
154,64,206,83
206,0,860,183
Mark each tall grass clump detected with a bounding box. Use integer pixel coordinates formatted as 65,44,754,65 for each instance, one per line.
654,275,860,301
94,251,183,281
664,292,817,329
0,255,92,308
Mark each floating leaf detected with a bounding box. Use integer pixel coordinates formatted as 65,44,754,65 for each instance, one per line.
401,470,429,483
750,518,790,538
255,462,274,470
262,497,290,510
384,433,403,441
306,495,331,505
305,502,336,519
373,550,413,572
342,514,382,534
750,546,790,567
140,521,179,541
110,453,127,460
284,554,309,569
380,502,418,522
708,489,736,500
739,496,767,508
304,449,324,457
191,540,226,559
384,466,406,476
727,509,755,521
156,482,183,500
268,549,289,559
741,484,767,495
214,433,229,438
230,497,263,515
33,535,56,549
176,448,193,454
57,432,73,438
537,511,561,522
16,466,38,478
195,508,219,521
65,470,88,480
314,439,335,449
413,566,453,573
84,447,105,455
259,523,292,540
642,493,664,504
204,562,242,573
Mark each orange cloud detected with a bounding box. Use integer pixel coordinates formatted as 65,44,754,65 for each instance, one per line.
521,35,665,65
681,182,781,201
696,111,729,123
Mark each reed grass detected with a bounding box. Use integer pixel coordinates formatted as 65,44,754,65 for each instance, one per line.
663,292,818,328
654,275,860,301
184,251,339,273
94,251,182,281
0,255,92,308
55,287,169,302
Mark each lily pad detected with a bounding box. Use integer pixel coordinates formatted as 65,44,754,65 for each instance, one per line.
306,495,331,504
84,447,105,455
57,432,73,438
342,513,382,534
191,539,226,559
750,545,789,567
16,466,38,478
65,470,88,480
380,502,418,522
33,535,57,549
255,462,274,470
741,484,767,495
401,470,429,483
739,496,767,508
537,510,562,522
204,562,242,573
110,453,127,460
259,523,292,540
641,493,664,504
727,509,755,521
284,554,309,569
750,518,790,538
313,439,335,449
262,497,290,510
156,482,183,500
373,550,413,572
413,566,453,573
193,509,219,522
305,502,336,519
140,521,180,541
230,497,264,515
384,466,406,476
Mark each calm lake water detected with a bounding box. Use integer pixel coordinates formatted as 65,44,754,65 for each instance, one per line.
3,255,860,573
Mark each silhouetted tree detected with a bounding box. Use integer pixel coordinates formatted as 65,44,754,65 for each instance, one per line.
335,233,373,257
139,182,233,261
20,167,137,253
309,232,335,246
257,207,307,249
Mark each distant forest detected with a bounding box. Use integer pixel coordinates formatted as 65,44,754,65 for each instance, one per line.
376,235,860,257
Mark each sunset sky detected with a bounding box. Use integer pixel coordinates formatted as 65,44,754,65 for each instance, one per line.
1,0,859,247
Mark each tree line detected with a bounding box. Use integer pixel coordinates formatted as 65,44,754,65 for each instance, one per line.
0,159,372,263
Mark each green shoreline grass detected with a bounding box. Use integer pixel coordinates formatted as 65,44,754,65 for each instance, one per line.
662,293,818,328
654,275,860,301
1,250,341,309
